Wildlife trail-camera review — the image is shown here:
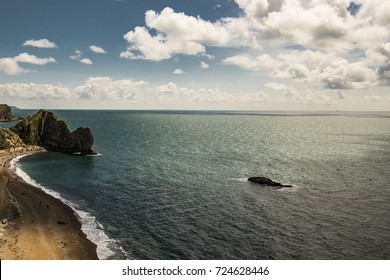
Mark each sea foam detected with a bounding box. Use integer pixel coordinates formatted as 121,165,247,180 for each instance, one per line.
10,155,124,260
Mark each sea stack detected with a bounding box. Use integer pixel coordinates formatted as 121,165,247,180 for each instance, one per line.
10,110,95,155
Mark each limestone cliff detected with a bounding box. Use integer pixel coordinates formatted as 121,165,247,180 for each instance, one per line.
10,110,95,155
0,127,25,150
0,104,20,121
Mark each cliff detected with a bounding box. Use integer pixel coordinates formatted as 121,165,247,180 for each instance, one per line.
0,174,20,220
0,127,26,150
10,110,95,155
0,104,20,121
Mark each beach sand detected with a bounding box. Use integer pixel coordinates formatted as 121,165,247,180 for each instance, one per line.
0,146,98,260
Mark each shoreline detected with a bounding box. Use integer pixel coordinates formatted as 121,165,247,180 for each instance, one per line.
0,146,98,260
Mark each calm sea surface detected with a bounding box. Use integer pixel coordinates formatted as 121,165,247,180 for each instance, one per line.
9,110,390,259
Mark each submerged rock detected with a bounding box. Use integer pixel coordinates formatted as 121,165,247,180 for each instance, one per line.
248,176,293,189
11,110,95,155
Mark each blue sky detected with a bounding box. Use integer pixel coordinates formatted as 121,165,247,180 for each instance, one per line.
1,0,390,110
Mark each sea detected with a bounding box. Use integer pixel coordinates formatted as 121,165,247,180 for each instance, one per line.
4,110,390,260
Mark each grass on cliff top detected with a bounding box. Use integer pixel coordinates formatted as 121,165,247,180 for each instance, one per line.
13,109,69,133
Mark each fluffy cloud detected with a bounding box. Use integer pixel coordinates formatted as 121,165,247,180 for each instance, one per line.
80,58,93,65
223,54,281,70
1,78,388,109
0,83,73,99
0,53,56,75
200,61,209,69
157,82,267,103
378,64,390,85
0,58,26,75
70,50,82,60
14,53,56,65
121,7,230,61
265,82,291,91
119,0,390,96
89,45,107,54
173,69,184,75
0,78,147,102
74,77,147,100
235,0,270,18
319,58,378,89
282,88,340,106
23,39,58,48
70,50,93,64
122,0,390,61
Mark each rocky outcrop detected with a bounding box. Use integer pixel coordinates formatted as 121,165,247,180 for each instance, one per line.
0,104,20,121
0,174,20,220
10,110,95,155
248,176,293,189
0,127,26,150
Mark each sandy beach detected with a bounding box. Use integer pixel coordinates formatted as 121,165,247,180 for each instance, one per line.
0,146,98,260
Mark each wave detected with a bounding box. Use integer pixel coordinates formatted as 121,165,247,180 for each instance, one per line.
230,177,249,182
10,155,124,260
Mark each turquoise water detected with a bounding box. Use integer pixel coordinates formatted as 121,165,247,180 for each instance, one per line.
11,110,390,259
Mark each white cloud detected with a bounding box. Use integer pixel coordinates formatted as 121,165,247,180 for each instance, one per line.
80,58,93,65
70,50,82,60
202,53,215,60
173,69,184,75
0,77,147,102
1,78,389,109
14,53,56,65
319,58,378,89
121,26,173,61
158,82,179,93
223,54,281,70
74,77,146,100
122,7,231,61
121,0,390,63
23,39,58,48
0,58,26,75
265,82,291,91
0,53,56,75
200,61,209,69
0,83,73,99
282,88,339,106
157,82,268,103
235,0,270,18
70,50,93,64
89,45,107,54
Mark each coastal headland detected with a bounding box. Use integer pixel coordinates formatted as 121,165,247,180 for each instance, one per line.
0,108,98,259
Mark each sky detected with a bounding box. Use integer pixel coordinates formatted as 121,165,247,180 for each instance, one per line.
0,0,390,110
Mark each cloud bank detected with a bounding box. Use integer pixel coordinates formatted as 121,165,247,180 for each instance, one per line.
120,0,390,93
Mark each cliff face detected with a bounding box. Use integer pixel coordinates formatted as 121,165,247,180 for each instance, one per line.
0,127,26,150
0,104,18,121
0,174,20,220
10,110,95,155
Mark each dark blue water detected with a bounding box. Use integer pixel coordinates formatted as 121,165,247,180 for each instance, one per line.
12,110,390,259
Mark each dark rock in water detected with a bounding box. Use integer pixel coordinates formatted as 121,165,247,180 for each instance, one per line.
248,176,293,189
11,109,95,155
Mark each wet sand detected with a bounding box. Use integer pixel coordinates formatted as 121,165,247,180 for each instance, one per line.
0,146,98,260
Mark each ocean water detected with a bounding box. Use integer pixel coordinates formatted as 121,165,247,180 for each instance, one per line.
9,110,390,259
